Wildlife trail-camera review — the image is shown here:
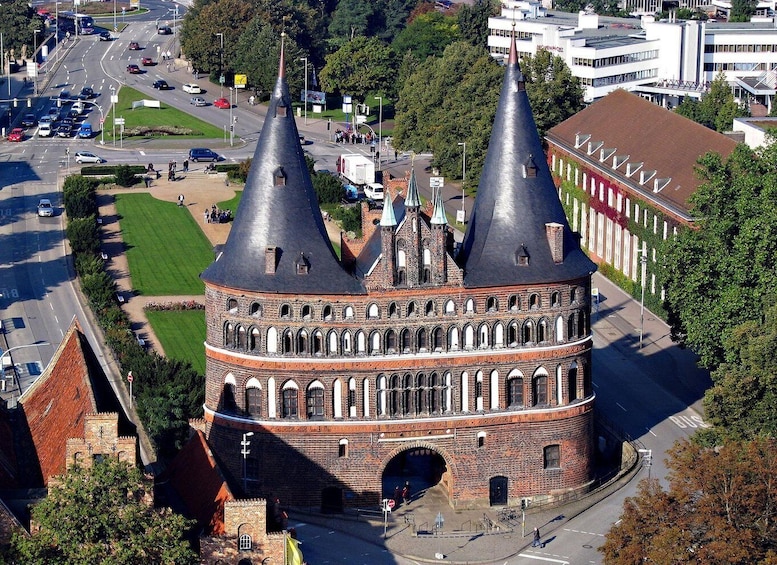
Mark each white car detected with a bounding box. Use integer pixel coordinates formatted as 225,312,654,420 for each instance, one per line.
182,83,202,94
75,151,103,164
364,182,384,201
38,122,53,137
37,199,54,217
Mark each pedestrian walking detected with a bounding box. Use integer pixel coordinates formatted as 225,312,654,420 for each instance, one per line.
394,149,398,161
532,527,541,547
393,485,401,505
183,159,189,173
144,176,151,188
178,194,184,207
401,481,411,505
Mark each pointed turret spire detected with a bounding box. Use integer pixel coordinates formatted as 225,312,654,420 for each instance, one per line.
430,187,447,225
380,188,397,226
405,168,421,208
457,28,595,287
201,37,363,295
278,32,286,79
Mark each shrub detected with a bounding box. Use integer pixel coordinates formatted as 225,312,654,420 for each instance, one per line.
330,204,361,235
66,216,101,255
115,164,138,187
80,165,147,177
63,175,98,218
313,172,345,204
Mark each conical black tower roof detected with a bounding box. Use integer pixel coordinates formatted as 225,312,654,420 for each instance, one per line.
458,35,595,287
201,43,364,295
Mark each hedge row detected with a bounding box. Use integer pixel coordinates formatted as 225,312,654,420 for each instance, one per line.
81,165,148,176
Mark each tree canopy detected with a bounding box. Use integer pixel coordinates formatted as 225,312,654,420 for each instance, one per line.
674,72,749,132
10,458,197,564
661,140,777,370
601,438,777,564
730,0,758,22
0,0,41,57
457,0,500,48
319,36,398,100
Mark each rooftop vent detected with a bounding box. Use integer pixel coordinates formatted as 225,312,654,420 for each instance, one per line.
587,140,604,155
515,244,530,266
295,253,310,275
626,162,643,177
639,169,656,185
613,155,629,169
546,222,564,264
265,247,278,274
522,154,538,178
274,166,286,186
276,104,287,117
600,147,616,162
574,133,591,148
653,178,671,193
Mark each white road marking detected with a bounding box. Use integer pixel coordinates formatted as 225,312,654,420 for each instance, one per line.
563,528,604,536
616,402,627,412
518,554,570,564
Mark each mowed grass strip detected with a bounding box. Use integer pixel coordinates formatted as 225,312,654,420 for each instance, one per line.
106,85,224,139
146,309,206,375
115,193,213,295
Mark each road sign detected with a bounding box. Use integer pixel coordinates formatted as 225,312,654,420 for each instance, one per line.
114,118,125,125
127,371,134,383
387,499,395,509
430,176,444,188
219,75,225,84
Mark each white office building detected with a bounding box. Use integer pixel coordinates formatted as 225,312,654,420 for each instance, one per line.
488,1,777,109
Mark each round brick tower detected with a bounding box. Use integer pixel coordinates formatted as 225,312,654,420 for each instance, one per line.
201,36,597,510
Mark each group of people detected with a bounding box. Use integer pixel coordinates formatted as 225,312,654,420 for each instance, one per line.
204,204,232,224
392,481,412,507
334,129,375,145
166,159,189,181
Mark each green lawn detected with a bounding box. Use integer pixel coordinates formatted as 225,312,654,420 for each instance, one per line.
217,191,242,213
146,309,206,375
105,85,224,140
115,193,214,295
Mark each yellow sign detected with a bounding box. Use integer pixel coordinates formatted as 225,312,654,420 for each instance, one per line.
234,74,248,89
130,0,139,7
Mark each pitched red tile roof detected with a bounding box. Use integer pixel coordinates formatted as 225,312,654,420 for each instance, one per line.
546,89,738,215
18,320,98,485
160,430,234,535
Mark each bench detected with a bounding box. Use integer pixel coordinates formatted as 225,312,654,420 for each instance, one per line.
97,218,103,225
116,293,126,304
101,252,109,260
136,336,146,347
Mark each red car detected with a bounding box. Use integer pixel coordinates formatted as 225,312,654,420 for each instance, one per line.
127,64,141,74
7,127,24,142
141,57,154,66
213,97,230,109
128,41,140,50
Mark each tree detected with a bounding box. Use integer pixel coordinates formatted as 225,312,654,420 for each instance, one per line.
0,0,41,57
676,73,748,132
327,0,378,43
391,10,460,61
600,438,777,564
457,0,499,48
10,458,197,564
520,49,585,140
319,36,397,100
730,0,757,21
661,140,777,370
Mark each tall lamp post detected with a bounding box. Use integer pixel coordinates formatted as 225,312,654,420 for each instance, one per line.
299,57,308,125
228,86,234,147
457,142,467,221
109,85,116,146
241,431,254,493
1,342,50,394
33,29,41,95
375,96,383,168
216,32,224,98
113,0,117,31
639,245,647,349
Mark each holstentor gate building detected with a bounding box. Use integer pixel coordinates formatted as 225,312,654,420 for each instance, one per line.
201,36,597,510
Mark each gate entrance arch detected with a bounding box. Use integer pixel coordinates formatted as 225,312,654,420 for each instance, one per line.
381,447,449,505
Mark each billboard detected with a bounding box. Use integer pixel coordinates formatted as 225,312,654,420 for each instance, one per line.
301,90,326,105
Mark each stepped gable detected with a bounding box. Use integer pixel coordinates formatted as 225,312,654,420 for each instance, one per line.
458,33,596,287
201,41,364,295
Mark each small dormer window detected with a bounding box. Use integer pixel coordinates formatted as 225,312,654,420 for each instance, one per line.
516,244,529,266
276,104,287,117
522,154,538,178
274,167,286,186
295,253,310,275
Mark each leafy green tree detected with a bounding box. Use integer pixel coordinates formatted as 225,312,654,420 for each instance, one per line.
0,0,41,56
661,141,777,369
457,0,499,48
393,41,502,187
66,216,100,256
553,0,586,13
10,458,197,564
319,36,397,100
313,172,346,204
63,175,98,218
327,0,377,43
600,438,777,564
676,73,748,132
520,49,585,139
392,10,460,61
730,0,757,21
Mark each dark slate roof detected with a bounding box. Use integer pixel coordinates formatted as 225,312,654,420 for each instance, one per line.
458,35,596,288
201,54,364,295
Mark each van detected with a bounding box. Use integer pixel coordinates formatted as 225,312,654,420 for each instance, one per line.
77,123,92,138
188,148,220,162
38,122,53,137
364,182,384,201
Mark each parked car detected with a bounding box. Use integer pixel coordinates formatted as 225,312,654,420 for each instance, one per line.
37,199,54,217
157,26,172,35
188,148,221,162
152,80,170,90
77,123,93,139
213,97,230,109
78,87,94,99
127,64,141,74
128,41,140,50
75,150,102,163
99,31,112,41
141,57,154,66
38,122,53,137
190,96,207,107
21,113,37,127
7,128,24,142
182,83,201,94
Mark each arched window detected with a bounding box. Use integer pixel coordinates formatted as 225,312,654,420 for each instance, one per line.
494,323,504,347
328,331,338,354
306,381,324,419
280,304,291,318
465,298,475,313
417,328,428,351
568,362,579,403
342,331,352,353
370,331,381,354
282,330,293,354
577,311,587,337
227,298,238,313
430,373,440,413
551,292,560,307
490,370,499,409
377,375,387,416
363,378,371,417
555,316,564,342
368,303,380,319
224,322,235,348
302,304,313,319
388,302,398,318
237,326,247,350
425,300,435,316
449,326,460,350
507,370,524,407
479,324,490,348
348,378,357,418
432,327,443,351
533,372,548,406
390,374,402,416
464,325,475,349
239,533,252,551
297,329,309,354
570,287,579,304
508,295,519,311
486,297,498,312
356,331,366,353
386,329,397,353
416,373,428,414
403,373,413,415
268,377,277,418
282,381,299,418
223,374,237,412
537,319,547,343
250,302,262,316
522,320,534,344
401,329,412,353
246,378,262,417
339,438,349,458
443,372,452,412
323,305,333,320
266,327,278,353
444,300,456,314
250,328,260,351
475,371,484,411
344,306,355,319
460,371,469,412
312,330,323,355
407,301,417,317
529,294,540,310
567,314,576,340
508,322,519,346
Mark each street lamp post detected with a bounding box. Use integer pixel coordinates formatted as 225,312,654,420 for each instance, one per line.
113,0,117,31
229,87,234,147
299,57,307,125
33,29,41,95
375,96,383,168
110,85,116,146
216,33,224,98
241,431,254,493
639,245,647,349
1,342,50,394
457,142,467,221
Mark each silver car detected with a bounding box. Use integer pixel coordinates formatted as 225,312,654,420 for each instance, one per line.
190,96,207,107
75,151,103,164
37,199,54,217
